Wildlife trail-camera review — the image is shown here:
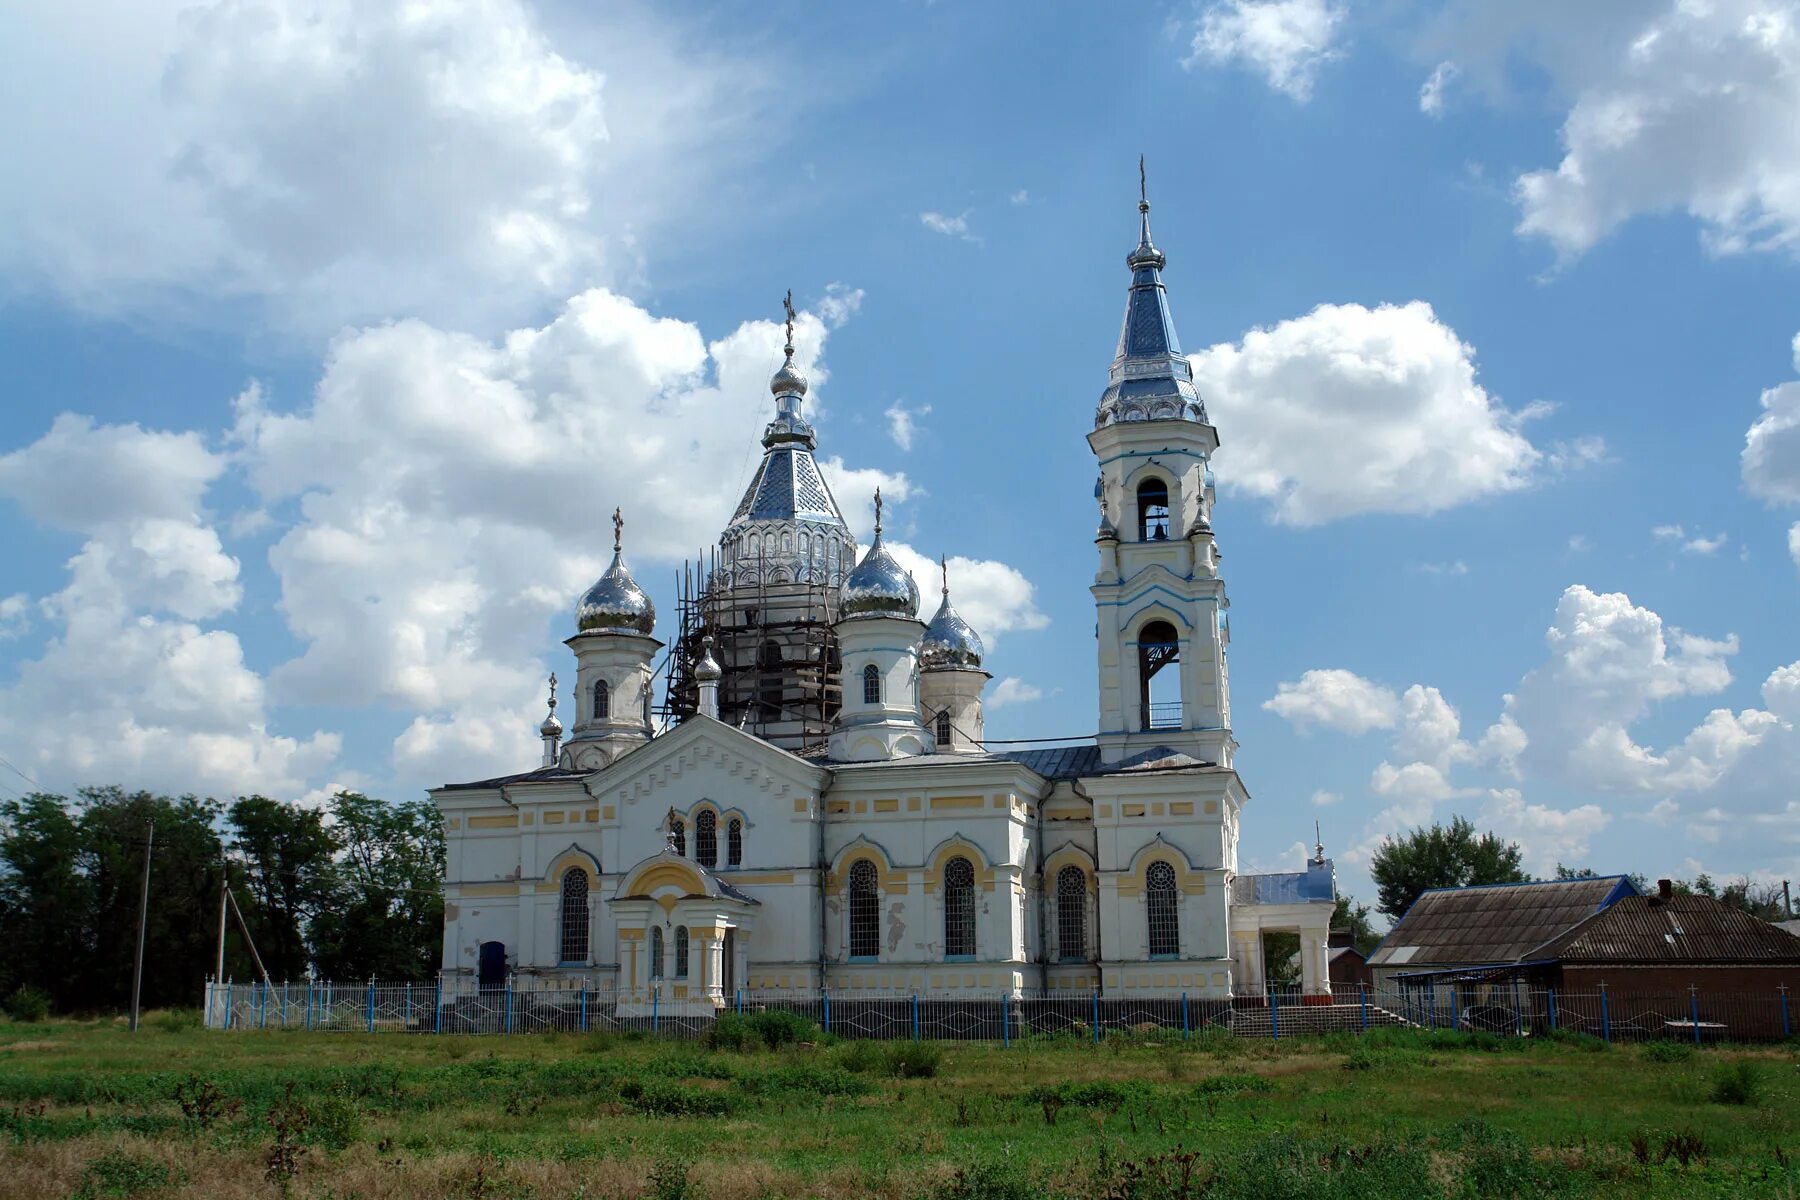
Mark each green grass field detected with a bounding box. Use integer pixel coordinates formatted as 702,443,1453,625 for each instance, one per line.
0,1011,1795,1199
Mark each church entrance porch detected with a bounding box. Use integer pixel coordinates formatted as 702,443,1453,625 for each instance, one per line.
607,849,757,1017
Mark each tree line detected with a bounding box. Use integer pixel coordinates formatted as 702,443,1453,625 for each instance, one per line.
0,787,443,1014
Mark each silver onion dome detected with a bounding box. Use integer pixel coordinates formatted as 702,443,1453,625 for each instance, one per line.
921,557,984,669
770,358,807,398
577,509,655,634
694,634,722,681
539,673,564,735
840,490,919,619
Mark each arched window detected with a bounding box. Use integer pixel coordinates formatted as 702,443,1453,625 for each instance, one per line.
674,927,689,978
727,818,743,866
943,856,976,959
748,532,761,558
559,868,590,963
862,663,881,705
695,810,717,867
935,710,952,745
592,679,609,721
1137,478,1170,541
650,926,665,979
670,818,686,857
1056,865,1087,962
759,639,783,715
1138,620,1181,731
848,860,879,960
1147,861,1179,958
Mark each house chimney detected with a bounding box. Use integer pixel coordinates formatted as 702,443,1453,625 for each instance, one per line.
1657,878,1673,901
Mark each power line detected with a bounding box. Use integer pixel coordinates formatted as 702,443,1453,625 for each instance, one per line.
0,753,44,791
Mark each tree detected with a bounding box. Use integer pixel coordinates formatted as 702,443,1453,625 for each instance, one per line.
1369,816,1527,921
308,793,444,980
1332,894,1381,955
0,794,92,1009
228,796,339,981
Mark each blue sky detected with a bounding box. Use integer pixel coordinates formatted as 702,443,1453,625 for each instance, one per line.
2,0,1797,915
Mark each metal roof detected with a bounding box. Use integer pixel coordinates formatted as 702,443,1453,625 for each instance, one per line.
1530,894,1800,964
1368,876,1637,968
1004,744,1102,779
438,766,588,792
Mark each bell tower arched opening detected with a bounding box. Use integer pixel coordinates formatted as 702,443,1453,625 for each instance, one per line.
1138,620,1181,731
1137,478,1170,541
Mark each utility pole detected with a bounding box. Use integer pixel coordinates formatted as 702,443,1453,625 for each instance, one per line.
215,873,229,983
129,819,153,1033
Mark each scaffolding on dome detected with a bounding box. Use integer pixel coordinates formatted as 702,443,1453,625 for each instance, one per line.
659,546,844,752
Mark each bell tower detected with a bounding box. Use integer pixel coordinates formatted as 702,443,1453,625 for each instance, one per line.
1091,163,1232,767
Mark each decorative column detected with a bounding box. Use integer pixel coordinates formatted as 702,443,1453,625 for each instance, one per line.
706,935,726,1003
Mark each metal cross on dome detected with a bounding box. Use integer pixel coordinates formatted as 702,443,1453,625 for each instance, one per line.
873,487,883,536
782,289,796,356
612,507,623,552
547,672,558,710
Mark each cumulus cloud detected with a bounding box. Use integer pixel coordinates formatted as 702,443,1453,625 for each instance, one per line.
1263,669,1400,735
1193,302,1553,524
1478,788,1610,872
1185,0,1347,102
1425,1,1800,262
988,678,1045,709
0,0,762,335
884,544,1048,645
1743,332,1800,572
1419,60,1457,116
0,415,337,796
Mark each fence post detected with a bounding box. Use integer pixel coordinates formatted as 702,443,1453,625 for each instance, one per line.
434,977,443,1035
259,980,267,1029
1689,984,1701,1045
1270,986,1280,1041
912,992,920,1042
1547,986,1557,1032
579,987,588,1034
405,983,413,1031
1002,993,1010,1048
1600,983,1610,1043
1781,984,1791,1040
1450,983,1460,1031
1360,983,1369,1032
225,981,233,1030
651,982,659,1035
1092,990,1101,1044
822,987,831,1035
1181,992,1189,1040
735,988,743,1015
1511,978,1522,1037
506,977,515,1035
366,981,375,1033
282,981,289,1027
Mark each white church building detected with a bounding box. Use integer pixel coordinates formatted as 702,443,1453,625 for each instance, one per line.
431,186,1337,1010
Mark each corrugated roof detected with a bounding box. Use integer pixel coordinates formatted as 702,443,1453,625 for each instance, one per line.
1531,894,1800,964
1368,877,1635,967
1002,744,1103,779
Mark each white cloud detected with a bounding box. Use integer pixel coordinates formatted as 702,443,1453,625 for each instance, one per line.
1186,0,1347,102
885,401,931,452
988,678,1044,709
1478,788,1610,872
1419,60,1457,116
815,284,865,330
222,287,1042,787
1263,669,1400,735
1310,789,1341,807
0,415,338,796
1193,302,1550,525
0,0,762,336
1743,334,1800,554
1009,190,1031,206
1416,560,1470,576
0,594,31,640
1652,523,1685,541
920,211,978,243
1682,532,1728,555
1427,2,1800,262
1568,534,1593,553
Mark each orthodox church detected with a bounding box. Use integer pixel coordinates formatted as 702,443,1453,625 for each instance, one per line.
431,183,1337,1008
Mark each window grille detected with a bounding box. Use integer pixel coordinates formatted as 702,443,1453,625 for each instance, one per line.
674,927,689,978
593,679,609,721
862,663,881,705
727,818,742,866
1056,865,1087,962
935,710,951,745
944,856,976,958
559,868,590,963
1147,861,1179,958
670,818,685,857
695,810,717,867
650,926,664,979
848,860,879,959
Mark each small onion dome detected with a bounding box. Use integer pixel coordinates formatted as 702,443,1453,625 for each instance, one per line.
841,537,919,618
694,635,722,681
921,593,983,670
578,509,654,634
539,710,564,737
770,356,808,398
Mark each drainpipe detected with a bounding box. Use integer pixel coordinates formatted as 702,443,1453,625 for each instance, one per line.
1071,779,1103,993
